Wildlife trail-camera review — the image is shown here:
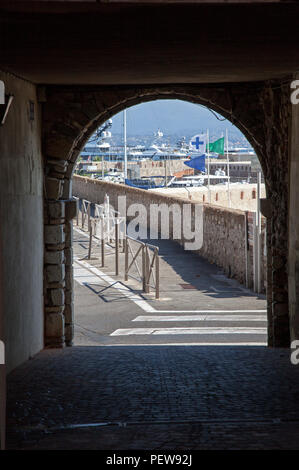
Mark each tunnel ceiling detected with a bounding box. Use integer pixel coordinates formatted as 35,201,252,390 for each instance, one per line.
0,2,299,84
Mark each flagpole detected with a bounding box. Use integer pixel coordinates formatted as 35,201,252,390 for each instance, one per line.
123,110,127,181
207,129,210,203
226,128,231,208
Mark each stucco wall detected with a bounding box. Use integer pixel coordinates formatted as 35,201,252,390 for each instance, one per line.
0,72,44,372
73,175,255,286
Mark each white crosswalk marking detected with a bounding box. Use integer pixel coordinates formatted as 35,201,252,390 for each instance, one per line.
73,255,267,346
133,315,267,322
152,310,267,313
110,327,267,336
113,313,268,344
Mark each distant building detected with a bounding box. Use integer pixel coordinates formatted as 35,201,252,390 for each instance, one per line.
209,160,253,180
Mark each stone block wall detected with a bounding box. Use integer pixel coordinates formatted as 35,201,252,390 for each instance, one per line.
73,175,260,287
200,205,247,284
44,197,76,348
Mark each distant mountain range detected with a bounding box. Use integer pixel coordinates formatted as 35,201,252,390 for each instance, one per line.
109,99,247,139
104,132,250,149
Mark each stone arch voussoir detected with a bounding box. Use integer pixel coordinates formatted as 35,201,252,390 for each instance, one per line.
42,80,291,348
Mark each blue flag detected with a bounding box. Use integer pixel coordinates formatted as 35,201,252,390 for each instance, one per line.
184,154,206,172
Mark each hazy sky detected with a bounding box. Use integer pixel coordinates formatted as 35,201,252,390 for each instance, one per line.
109,99,242,137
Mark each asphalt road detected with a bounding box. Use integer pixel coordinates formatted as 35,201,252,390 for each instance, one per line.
73,227,267,347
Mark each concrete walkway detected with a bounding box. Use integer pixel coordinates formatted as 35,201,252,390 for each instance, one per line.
6,229,299,450
73,227,267,346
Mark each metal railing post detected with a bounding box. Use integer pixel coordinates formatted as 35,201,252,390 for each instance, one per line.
79,198,82,227
122,219,126,253
115,221,119,276
101,216,105,267
145,247,150,293
155,248,160,299
121,235,160,296
88,202,91,231
88,222,93,260
81,200,85,229
142,245,146,291
73,197,79,226
124,237,129,281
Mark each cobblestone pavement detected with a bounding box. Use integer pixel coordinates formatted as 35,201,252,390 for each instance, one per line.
6,345,299,449
5,229,296,450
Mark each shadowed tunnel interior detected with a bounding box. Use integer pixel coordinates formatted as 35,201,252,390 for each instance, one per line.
1,0,299,451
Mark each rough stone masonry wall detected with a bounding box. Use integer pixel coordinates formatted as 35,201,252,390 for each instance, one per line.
259,84,290,346
42,81,290,347
200,204,248,284
44,198,77,347
73,175,249,285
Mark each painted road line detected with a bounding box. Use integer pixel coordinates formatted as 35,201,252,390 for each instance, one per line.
106,342,267,346
74,257,156,313
132,315,267,322
150,310,267,313
74,259,266,315
110,327,267,336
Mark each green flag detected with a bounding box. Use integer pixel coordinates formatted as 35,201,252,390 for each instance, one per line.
207,137,224,154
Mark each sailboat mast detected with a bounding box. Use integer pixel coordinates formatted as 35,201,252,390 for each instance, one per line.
226,128,231,207
124,109,127,180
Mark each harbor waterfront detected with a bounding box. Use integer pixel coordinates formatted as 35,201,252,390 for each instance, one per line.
75,119,264,211
75,113,261,195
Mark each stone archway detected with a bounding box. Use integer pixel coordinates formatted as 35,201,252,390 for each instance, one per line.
42,81,291,348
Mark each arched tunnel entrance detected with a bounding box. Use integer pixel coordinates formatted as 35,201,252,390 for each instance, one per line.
43,82,290,349
71,98,268,349
3,70,298,453
1,0,299,451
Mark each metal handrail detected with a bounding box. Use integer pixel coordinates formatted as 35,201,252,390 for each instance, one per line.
125,236,145,284
88,215,125,274
81,199,91,230
73,196,160,297
124,235,160,299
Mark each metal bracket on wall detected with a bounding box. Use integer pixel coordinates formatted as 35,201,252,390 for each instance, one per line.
0,94,14,125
